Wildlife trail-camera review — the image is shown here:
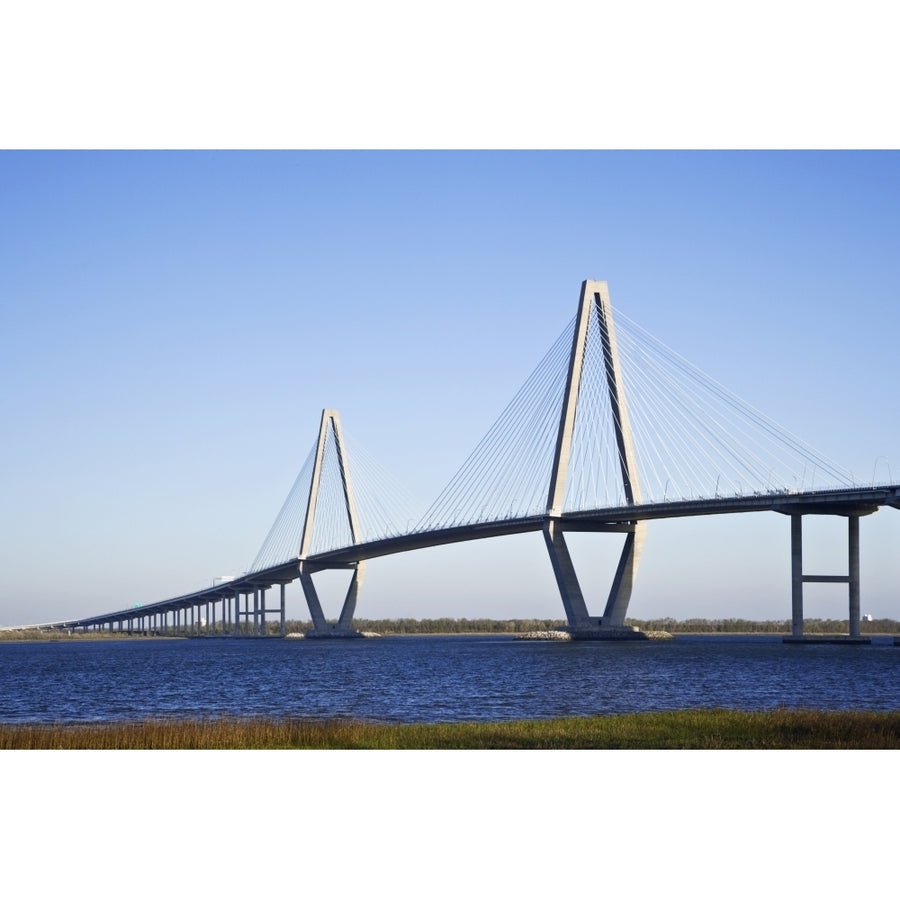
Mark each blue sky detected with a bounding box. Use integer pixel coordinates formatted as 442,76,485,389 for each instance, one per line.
2,150,899,626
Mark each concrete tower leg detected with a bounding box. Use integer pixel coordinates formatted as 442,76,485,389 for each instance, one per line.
542,521,593,628
602,522,647,626
791,514,804,638
299,564,328,632
848,515,860,638
299,563,365,637
338,562,366,630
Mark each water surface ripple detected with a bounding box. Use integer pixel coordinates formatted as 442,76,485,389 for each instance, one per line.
1,635,897,724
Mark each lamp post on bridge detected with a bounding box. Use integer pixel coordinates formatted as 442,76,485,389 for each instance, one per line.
871,456,891,487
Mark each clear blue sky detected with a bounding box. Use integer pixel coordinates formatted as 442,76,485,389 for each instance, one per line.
2,150,899,626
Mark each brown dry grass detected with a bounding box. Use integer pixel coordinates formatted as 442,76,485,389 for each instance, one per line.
2,709,898,749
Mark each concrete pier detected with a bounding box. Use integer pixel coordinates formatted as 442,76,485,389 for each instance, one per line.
780,506,876,644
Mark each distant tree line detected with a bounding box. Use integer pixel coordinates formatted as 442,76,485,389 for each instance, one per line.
625,617,900,634
284,618,568,635
282,617,900,635
6,617,895,641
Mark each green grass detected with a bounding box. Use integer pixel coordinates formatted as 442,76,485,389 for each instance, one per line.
2,709,898,749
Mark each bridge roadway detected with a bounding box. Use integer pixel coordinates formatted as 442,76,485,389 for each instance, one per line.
53,484,900,633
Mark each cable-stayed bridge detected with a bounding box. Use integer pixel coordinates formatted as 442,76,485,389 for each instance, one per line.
45,280,900,641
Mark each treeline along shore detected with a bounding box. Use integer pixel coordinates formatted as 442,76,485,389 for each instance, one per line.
2,617,899,640
342,617,900,636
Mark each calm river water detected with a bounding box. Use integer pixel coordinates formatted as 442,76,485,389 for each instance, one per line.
1,634,897,724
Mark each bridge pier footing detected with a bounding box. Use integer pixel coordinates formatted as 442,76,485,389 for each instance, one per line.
304,625,366,639
566,625,650,641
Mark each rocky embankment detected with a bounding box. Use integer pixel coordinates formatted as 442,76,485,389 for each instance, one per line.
284,631,382,639
514,630,573,641
515,629,674,641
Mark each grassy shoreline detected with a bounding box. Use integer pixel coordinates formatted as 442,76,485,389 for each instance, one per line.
2,709,898,749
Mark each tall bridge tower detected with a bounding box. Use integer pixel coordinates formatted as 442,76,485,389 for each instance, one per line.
544,280,647,637
298,409,367,637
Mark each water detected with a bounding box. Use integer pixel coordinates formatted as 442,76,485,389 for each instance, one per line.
2,634,898,724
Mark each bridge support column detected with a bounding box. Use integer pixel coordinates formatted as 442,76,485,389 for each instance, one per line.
300,562,366,638
849,515,860,639
542,520,646,635
299,565,327,631
280,583,286,637
543,521,593,628
338,562,365,630
784,510,868,643
791,515,803,638
602,521,647,627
